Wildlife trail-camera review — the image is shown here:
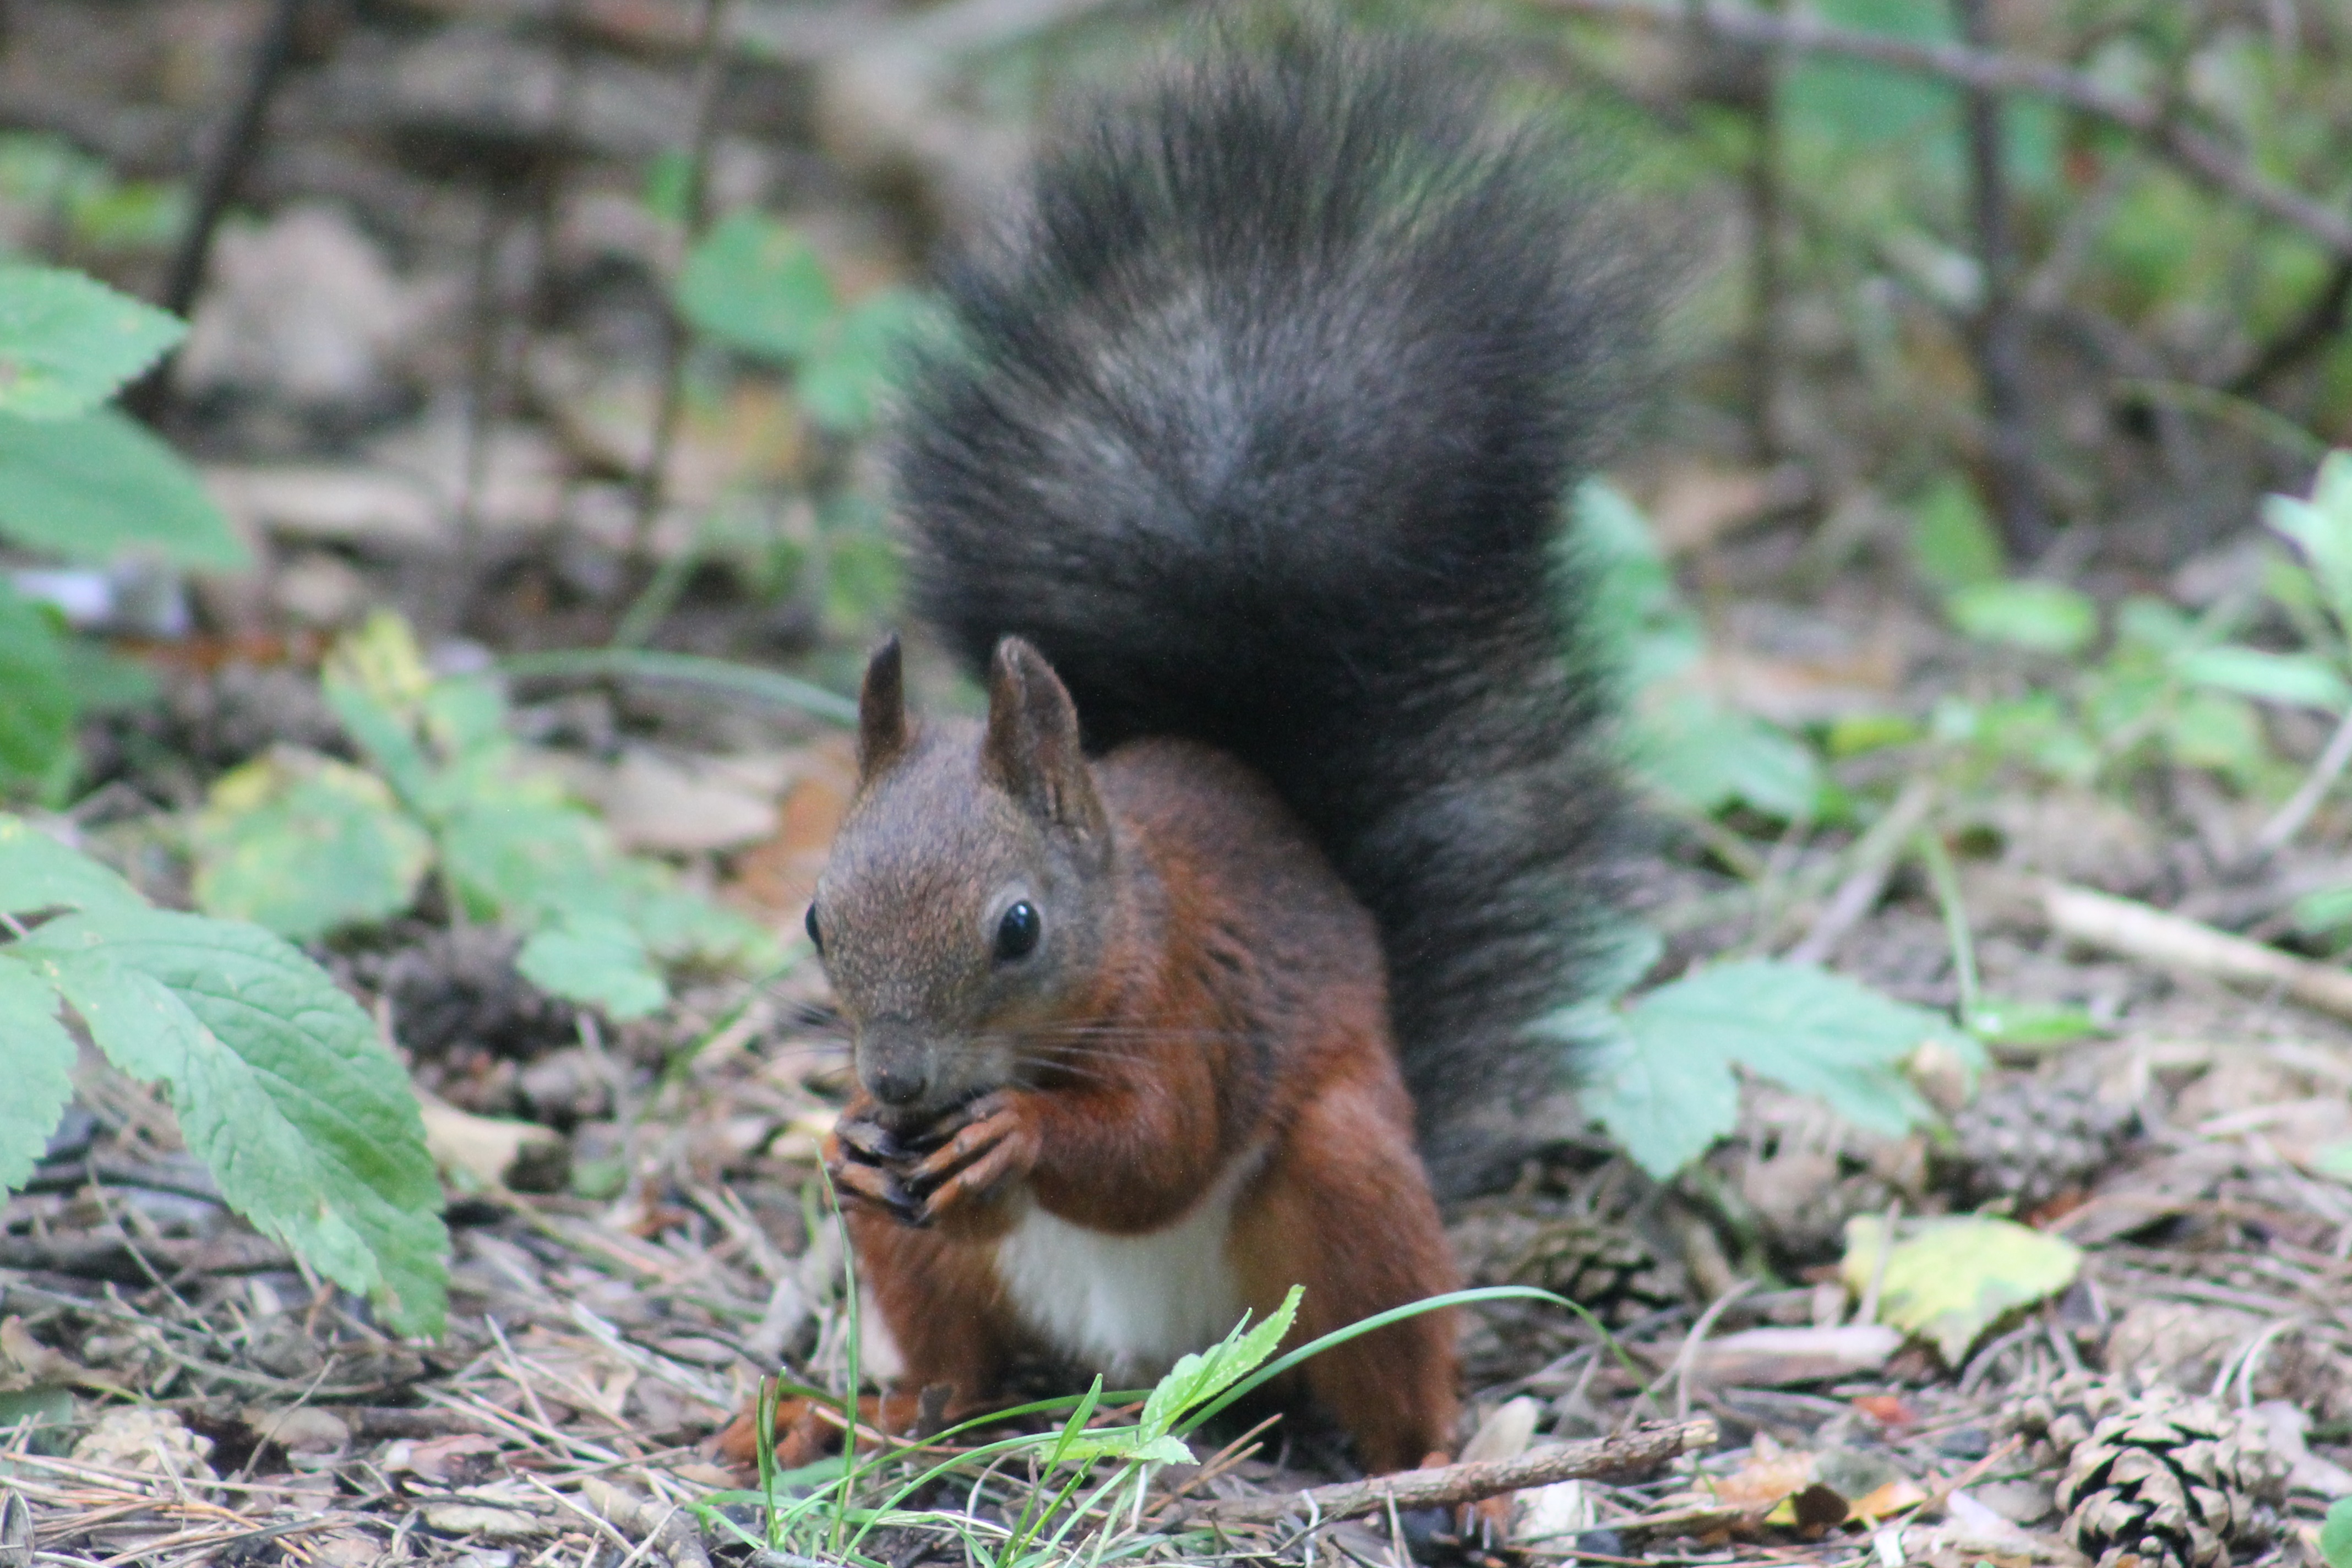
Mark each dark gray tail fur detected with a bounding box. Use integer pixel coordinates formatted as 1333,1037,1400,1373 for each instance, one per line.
892,20,1648,1195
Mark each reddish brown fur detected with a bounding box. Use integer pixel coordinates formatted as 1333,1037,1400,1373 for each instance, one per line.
716,644,1460,1476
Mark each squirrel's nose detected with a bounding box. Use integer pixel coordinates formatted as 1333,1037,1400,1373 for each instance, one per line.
859,1019,931,1106
867,1063,928,1106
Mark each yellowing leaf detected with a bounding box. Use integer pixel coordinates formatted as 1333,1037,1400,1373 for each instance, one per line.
1840,1215,2081,1365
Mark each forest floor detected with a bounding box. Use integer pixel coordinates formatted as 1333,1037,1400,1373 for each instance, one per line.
4,1,2351,1566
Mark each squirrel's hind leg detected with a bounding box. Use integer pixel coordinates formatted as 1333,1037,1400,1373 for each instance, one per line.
1231,1072,1462,1474
712,1211,1017,1470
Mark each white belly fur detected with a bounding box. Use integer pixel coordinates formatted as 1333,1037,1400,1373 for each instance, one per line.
990,1154,1259,1381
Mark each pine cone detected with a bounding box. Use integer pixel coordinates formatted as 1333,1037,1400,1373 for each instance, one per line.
1451,1204,1682,1328
2051,1385,2280,1568
1941,1072,2137,1212
2006,1369,2133,1468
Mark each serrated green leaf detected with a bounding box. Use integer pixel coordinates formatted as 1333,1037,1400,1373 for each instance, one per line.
0,581,77,787
0,265,185,420
191,750,433,941
1841,1214,2080,1365
517,913,668,1019
2175,645,2349,710
0,952,77,1193
1578,1011,1741,1179
1946,580,2098,655
17,910,448,1333
1587,961,1958,1179
676,212,836,362
1136,1285,1302,1442
1634,694,1821,819
0,409,245,569
0,812,146,916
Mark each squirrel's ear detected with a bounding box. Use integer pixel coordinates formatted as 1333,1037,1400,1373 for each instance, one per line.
982,636,1107,839
857,635,911,781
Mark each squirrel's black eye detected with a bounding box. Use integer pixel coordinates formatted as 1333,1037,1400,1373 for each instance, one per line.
804,903,824,956
994,901,1041,962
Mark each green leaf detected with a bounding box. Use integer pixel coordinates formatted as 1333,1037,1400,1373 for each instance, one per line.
1634,694,1821,819
1909,475,2004,591
517,913,668,1019
798,289,928,433
1964,998,2101,1049
0,265,185,420
1577,1011,1741,1180
438,795,614,924
320,612,439,810
0,581,77,787
17,909,449,1333
0,811,147,916
2321,1496,2352,1568
1840,1214,2081,1365
2265,451,2352,631
2176,645,2349,710
2294,885,2352,937
2163,690,2268,782
1138,1285,1302,1441
0,952,78,1193
0,409,247,569
1585,961,1961,1179
676,212,836,363
191,750,433,941
1946,580,2098,655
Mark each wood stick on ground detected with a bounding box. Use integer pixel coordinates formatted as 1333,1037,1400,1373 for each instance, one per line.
2043,881,2352,1020
1193,1418,1717,1525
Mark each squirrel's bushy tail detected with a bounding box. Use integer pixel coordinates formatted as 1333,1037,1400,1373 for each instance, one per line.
893,20,1647,1194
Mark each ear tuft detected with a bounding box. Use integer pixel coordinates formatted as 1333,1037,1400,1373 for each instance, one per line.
857,635,911,780
982,637,1107,839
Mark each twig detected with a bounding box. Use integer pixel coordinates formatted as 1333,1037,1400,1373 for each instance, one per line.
2250,703,2352,859
1783,777,1936,966
1192,1419,1716,1525
630,0,734,566
124,0,308,417
2234,255,2352,396
1952,0,2046,556
2042,881,2352,1020
1539,0,2352,261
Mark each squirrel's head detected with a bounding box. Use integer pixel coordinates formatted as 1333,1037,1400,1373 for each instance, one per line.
807,634,1117,1128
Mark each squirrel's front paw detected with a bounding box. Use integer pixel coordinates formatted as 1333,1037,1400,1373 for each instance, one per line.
825,1102,925,1225
900,1092,1040,1224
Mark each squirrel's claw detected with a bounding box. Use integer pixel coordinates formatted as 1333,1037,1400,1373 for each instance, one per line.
903,1094,1038,1222
830,1155,927,1225
831,1110,903,1164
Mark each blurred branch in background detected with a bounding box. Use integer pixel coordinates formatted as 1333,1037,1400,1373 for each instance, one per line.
1539,0,2352,260
1951,0,2045,557
123,0,311,418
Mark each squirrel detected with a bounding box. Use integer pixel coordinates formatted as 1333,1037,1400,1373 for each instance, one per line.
717,18,1647,1477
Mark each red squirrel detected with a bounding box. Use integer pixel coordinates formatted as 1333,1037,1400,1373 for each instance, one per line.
718,19,1644,1476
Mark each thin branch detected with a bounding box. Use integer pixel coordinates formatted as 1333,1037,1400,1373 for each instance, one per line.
124,0,308,417
1539,0,2352,260
1191,1419,1716,1525
1953,0,2048,556
2250,703,2352,859
2230,254,2352,396
630,0,734,567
